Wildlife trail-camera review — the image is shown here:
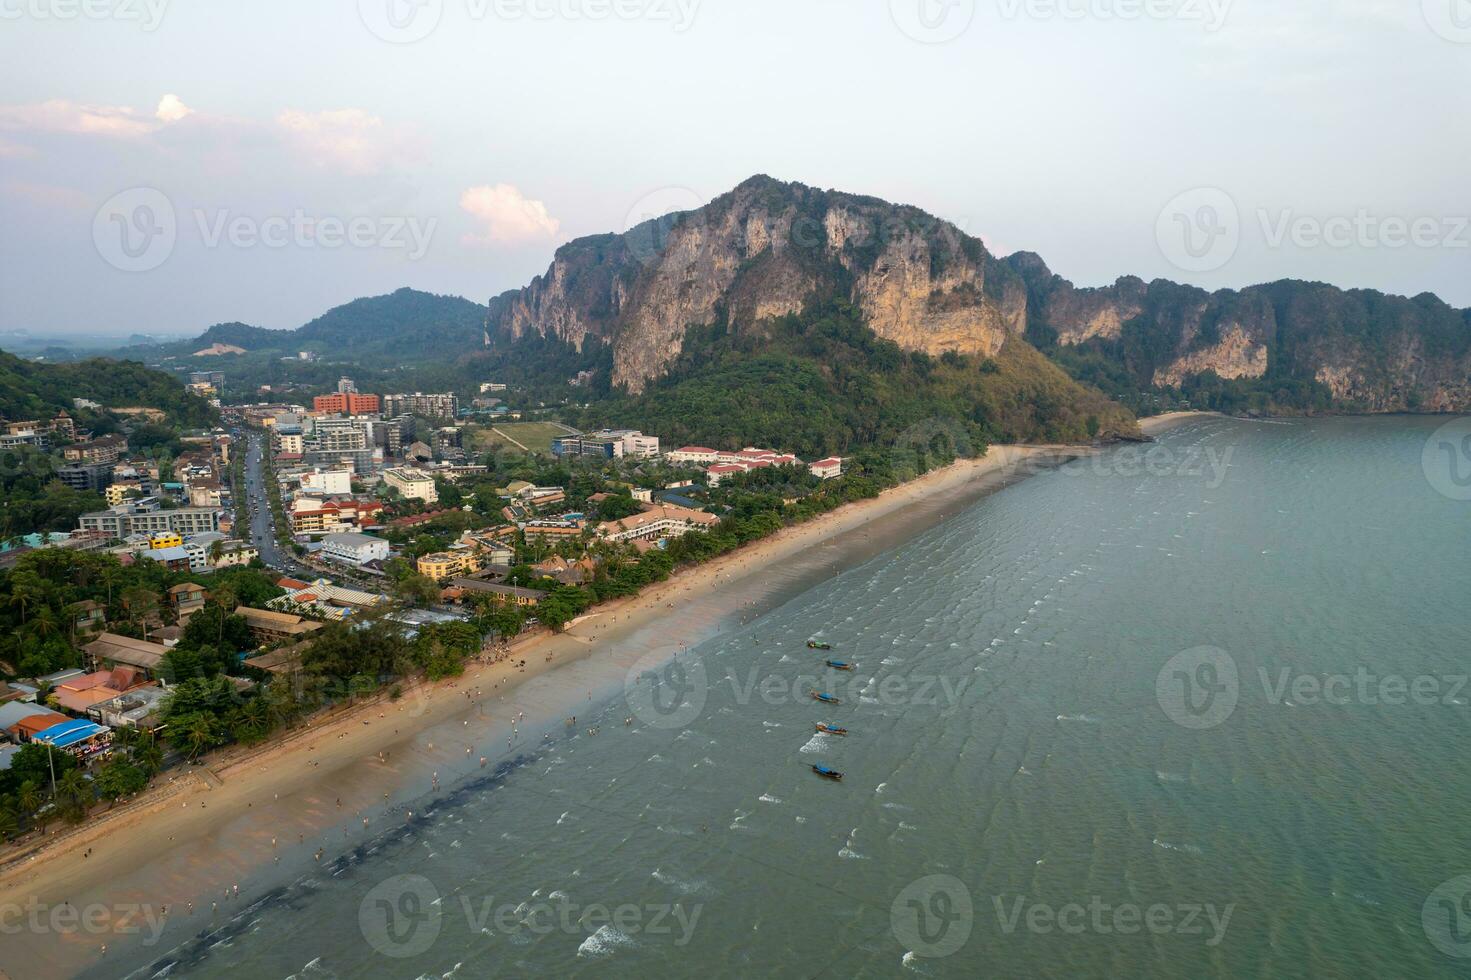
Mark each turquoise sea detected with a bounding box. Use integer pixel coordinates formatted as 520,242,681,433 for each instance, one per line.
111,417,1471,978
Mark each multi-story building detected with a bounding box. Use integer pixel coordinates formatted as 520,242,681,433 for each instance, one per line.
552,434,624,460
338,377,358,394
809,457,844,480
289,497,385,535
313,392,382,415
416,550,484,581
383,392,459,421
79,499,223,539
304,418,375,472
383,467,438,503
105,480,149,506
62,434,128,466
190,370,225,390
521,519,585,542
381,415,413,458
319,531,390,566
299,469,353,495
56,463,113,493
597,505,719,544
147,531,183,550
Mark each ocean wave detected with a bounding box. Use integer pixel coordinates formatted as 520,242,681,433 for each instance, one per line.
577,924,634,958
1152,838,1203,855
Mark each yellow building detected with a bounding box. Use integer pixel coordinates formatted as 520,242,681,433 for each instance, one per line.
148,531,183,550
416,551,483,581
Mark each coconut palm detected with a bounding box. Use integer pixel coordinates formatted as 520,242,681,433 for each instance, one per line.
176,713,219,760
15,780,43,829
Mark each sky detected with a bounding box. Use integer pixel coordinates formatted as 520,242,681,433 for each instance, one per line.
1,0,1469,337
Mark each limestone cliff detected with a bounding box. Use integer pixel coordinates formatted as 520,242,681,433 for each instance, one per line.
1007,253,1471,413
488,176,1028,393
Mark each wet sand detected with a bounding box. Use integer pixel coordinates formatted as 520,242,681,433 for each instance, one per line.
0,444,1087,979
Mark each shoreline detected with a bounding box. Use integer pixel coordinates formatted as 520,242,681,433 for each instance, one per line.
1137,410,1221,437
0,442,1090,978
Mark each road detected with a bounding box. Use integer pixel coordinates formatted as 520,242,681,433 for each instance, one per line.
238,428,310,579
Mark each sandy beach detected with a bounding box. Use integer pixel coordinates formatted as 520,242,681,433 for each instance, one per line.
1138,410,1220,436
0,442,1094,978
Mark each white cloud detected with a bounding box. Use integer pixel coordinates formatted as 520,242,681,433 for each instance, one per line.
0,99,159,138
155,94,194,123
460,184,562,245
276,108,407,176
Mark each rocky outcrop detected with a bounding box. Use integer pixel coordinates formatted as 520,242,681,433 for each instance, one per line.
488,176,1029,392
487,176,1471,411
1006,252,1471,412
1153,324,1269,388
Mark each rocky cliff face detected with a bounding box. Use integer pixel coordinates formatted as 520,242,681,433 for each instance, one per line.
1008,254,1471,412
488,176,1470,411
489,176,1028,392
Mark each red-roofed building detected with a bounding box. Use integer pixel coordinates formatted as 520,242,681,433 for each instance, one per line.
668,447,719,464
809,457,843,479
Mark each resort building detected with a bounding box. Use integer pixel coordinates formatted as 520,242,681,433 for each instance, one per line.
383,467,439,504
83,633,169,679
809,457,844,480
445,579,546,607
268,578,388,620
235,607,325,645
521,519,585,542
597,504,719,544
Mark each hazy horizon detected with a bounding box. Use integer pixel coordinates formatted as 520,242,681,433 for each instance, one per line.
4,0,1470,336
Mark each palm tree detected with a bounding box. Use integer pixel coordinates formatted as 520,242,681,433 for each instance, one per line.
211,584,237,649
0,801,19,841
134,741,164,778
56,770,91,822
177,714,218,760
27,606,61,641
15,780,43,829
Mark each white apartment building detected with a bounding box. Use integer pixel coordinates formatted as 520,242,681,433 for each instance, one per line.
320,532,390,566
383,467,438,504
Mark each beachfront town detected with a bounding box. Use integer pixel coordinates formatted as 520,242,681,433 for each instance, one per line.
0,373,866,841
